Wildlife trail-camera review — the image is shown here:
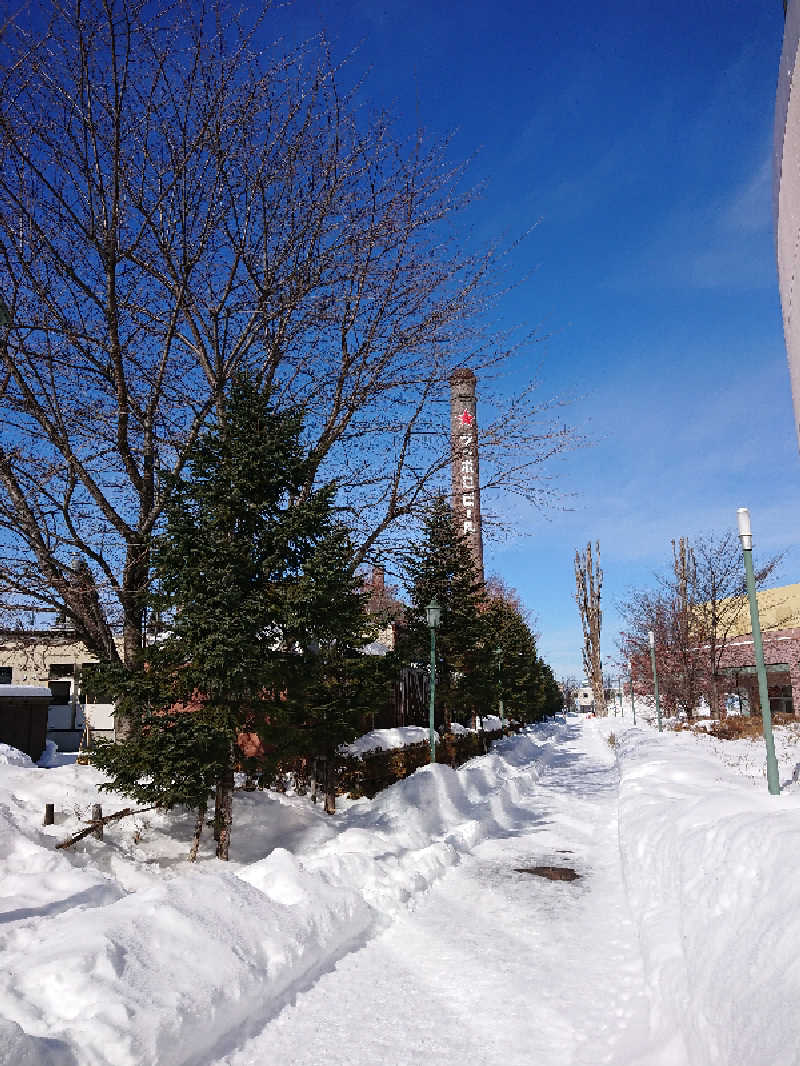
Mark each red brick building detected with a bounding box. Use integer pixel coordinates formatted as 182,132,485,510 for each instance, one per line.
715,583,800,717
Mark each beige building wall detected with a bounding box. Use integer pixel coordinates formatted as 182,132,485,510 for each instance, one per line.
0,631,122,734
718,582,800,638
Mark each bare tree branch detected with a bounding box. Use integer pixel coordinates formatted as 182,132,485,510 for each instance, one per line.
0,0,579,669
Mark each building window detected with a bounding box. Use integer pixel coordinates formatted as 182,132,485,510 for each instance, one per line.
0,667,11,684
49,680,72,704
49,664,74,678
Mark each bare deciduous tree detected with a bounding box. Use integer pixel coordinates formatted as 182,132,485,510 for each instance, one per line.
559,675,580,713
575,541,605,716
618,586,699,718
618,531,782,718
666,537,704,719
689,531,781,716
0,0,578,671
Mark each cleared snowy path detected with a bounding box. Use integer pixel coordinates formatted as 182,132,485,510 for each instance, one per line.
216,722,672,1066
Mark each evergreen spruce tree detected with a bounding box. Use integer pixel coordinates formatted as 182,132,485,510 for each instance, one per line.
399,497,484,728
473,583,562,725
476,595,538,724
92,377,372,858
273,518,392,812
533,660,564,719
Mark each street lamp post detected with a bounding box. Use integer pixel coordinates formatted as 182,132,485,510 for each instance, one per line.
629,660,636,725
737,509,780,796
648,630,662,732
426,599,441,764
618,676,623,717
495,646,504,726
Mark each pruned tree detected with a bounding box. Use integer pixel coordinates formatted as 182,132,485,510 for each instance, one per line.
575,541,606,716
0,0,578,670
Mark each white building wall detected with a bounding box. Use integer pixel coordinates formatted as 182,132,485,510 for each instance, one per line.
776,0,800,449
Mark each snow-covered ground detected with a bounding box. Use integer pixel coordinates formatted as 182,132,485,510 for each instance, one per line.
1,714,799,1065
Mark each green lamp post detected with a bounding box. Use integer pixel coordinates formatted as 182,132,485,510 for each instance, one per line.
648,630,662,732
737,508,780,796
426,599,441,763
495,645,504,726
629,660,636,725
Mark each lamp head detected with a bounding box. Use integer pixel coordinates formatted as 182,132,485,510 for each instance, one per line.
737,507,752,550
426,598,441,630
648,630,655,649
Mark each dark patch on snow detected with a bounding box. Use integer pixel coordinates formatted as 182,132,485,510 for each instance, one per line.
515,865,579,881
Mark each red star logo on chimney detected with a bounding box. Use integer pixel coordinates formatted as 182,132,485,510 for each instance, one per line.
461,410,473,425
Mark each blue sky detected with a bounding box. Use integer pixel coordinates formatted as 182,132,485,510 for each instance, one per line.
287,0,799,678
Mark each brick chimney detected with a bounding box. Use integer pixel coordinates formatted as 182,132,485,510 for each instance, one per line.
449,368,484,583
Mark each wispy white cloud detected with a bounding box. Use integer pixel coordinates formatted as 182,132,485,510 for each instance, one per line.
610,169,777,293
722,154,772,235
487,349,800,679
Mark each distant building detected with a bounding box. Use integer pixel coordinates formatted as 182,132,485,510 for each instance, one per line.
362,566,403,655
575,684,594,712
0,629,119,749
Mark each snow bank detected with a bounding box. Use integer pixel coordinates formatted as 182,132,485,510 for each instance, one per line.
19,714,800,1066
0,743,34,767
0,1018,77,1065
343,717,506,756
1,856,373,1066
343,725,434,755
614,725,800,1066
0,725,556,1065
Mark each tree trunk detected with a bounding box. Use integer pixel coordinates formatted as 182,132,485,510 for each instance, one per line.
215,762,235,860
323,758,336,815
116,540,150,739
713,675,727,719
188,802,206,863
213,780,223,841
